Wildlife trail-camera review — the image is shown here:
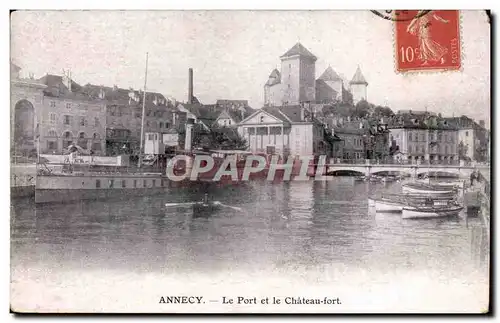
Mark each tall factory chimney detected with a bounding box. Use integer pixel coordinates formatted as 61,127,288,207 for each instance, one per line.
188,68,193,104
184,118,195,152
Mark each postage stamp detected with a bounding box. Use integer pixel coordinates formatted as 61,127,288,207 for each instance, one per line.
394,10,462,72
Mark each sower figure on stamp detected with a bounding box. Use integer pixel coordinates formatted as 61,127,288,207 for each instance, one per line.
407,10,450,66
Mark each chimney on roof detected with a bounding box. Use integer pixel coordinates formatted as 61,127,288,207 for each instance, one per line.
188,68,194,104
62,69,72,92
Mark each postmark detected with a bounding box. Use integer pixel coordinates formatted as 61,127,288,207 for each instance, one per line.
394,10,462,72
371,10,431,22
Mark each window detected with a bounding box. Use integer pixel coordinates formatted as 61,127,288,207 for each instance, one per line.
133,180,137,188
93,133,100,139
148,134,154,140
165,123,170,129
143,180,147,187
64,115,71,125
420,134,425,141
50,113,56,123
50,101,56,108
66,103,71,109
161,179,165,187
152,179,156,187
96,179,101,188
146,121,150,127
260,116,264,123
92,142,101,151
409,133,412,141
109,180,114,188
94,117,99,127
445,146,449,154
47,141,57,150
229,120,232,125
409,146,412,153
122,180,126,188
465,131,469,137
63,131,72,139
48,130,57,137
159,122,163,128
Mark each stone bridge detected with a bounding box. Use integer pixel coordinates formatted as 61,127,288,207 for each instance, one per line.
325,162,490,178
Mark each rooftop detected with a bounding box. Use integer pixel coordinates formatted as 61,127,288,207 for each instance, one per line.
350,66,368,85
280,42,317,61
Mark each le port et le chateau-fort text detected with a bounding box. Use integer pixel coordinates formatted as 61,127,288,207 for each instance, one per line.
159,296,342,305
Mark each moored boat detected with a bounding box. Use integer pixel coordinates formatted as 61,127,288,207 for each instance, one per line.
402,182,457,195
374,198,404,213
402,204,464,219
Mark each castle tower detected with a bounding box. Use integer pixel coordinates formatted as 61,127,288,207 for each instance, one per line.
316,66,344,103
280,42,317,105
349,66,368,104
264,68,282,107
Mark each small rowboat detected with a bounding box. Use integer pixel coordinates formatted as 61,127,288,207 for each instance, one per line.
402,204,464,219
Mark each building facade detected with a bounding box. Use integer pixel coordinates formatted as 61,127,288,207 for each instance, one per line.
388,113,459,164
37,73,107,155
446,116,489,162
237,105,334,158
82,84,182,156
11,63,47,156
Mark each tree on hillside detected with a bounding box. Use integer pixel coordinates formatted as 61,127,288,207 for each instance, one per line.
353,100,372,119
373,106,395,118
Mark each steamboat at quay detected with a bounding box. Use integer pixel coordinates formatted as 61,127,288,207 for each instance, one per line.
35,120,320,204
35,150,317,204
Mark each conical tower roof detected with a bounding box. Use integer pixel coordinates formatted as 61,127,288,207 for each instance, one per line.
350,66,368,85
269,68,281,79
280,42,317,61
318,66,342,81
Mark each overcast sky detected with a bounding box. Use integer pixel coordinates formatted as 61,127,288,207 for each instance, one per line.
11,10,490,125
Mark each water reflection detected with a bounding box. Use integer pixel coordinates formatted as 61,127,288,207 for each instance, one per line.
11,178,489,277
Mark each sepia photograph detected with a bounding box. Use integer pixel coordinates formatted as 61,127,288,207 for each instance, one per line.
9,9,491,313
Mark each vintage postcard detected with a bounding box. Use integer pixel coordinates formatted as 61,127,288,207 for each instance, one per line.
10,10,490,313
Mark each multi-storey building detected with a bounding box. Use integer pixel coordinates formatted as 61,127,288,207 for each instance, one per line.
445,116,489,162
82,84,183,155
237,104,335,158
11,63,46,156
37,73,107,155
388,112,459,164
330,119,389,161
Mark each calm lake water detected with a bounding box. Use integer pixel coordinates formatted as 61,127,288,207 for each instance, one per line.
10,178,490,313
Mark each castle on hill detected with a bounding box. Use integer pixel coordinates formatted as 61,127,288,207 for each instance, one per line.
264,42,368,107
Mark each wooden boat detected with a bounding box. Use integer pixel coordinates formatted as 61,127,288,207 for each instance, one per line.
402,204,464,219
355,176,367,182
417,179,464,188
371,193,456,213
374,198,405,213
402,182,457,195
